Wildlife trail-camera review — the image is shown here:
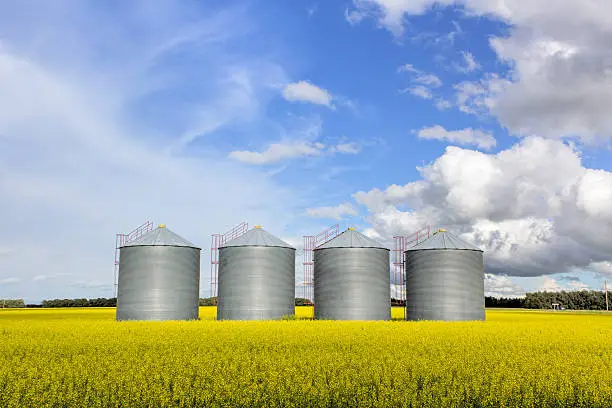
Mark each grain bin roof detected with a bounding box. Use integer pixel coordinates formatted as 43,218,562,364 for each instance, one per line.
121,225,199,249
316,228,388,250
221,226,294,249
407,229,482,251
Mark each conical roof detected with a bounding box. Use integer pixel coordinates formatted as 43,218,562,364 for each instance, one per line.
221,226,294,249
121,225,199,249
316,228,388,250
407,229,482,251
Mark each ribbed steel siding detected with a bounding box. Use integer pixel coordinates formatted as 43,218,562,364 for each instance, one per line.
116,246,200,321
217,246,295,320
405,249,485,321
314,248,390,320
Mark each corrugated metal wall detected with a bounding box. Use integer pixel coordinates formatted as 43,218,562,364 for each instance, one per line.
314,247,390,320
405,249,485,321
116,246,200,321
217,246,295,320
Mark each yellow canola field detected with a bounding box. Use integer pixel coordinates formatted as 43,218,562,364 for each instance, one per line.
1,307,611,407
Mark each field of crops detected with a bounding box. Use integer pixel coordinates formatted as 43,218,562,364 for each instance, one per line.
1,307,611,407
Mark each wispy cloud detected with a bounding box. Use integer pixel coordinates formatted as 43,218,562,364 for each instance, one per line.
455,51,480,73
0,2,300,301
229,140,362,165
402,86,433,99
398,64,442,87
307,4,318,17
398,63,442,101
416,125,496,150
435,99,452,110
329,142,361,154
230,141,325,164
306,203,358,220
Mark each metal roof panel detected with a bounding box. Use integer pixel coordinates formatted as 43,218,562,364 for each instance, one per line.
221,227,294,249
316,229,388,250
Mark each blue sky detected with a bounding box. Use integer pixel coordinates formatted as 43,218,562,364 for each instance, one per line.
1,0,612,302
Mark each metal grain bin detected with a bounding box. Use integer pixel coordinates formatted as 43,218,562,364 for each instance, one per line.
314,228,390,320
405,229,485,321
217,226,295,320
116,224,201,321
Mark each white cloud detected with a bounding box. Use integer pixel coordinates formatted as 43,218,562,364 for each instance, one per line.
347,0,612,142
414,73,442,87
539,276,564,292
485,274,525,298
398,63,442,102
0,3,301,302
435,99,452,110
454,74,511,116
0,277,19,285
305,203,358,220
398,63,420,73
70,280,112,290
455,51,480,73
567,280,589,291
230,140,362,165
404,85,433,99
32,273,73,282
329,142,361,154
398,63,442,86
589,261,612,277
229,141,324,164
352,137,612,277
347,0,455,37
416,125,496,150
281,80,334,108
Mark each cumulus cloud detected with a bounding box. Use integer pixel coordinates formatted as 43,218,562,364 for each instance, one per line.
347,0,455,37
538,276,564,292
281,80,334,108
589,261,612,277
305,203,358,220
416,125,496,150
484,274,525,298
347,0,612,142
352,137,612,277
454,74,511,116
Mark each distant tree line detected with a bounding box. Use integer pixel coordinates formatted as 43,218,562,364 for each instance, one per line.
295,298,313,306
486,290,609,310
523,290,608,310
0,299,25,308
3,290,608,310
199,297,314,306
40,298,117,308
199,297,217,306
485,297,524,308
